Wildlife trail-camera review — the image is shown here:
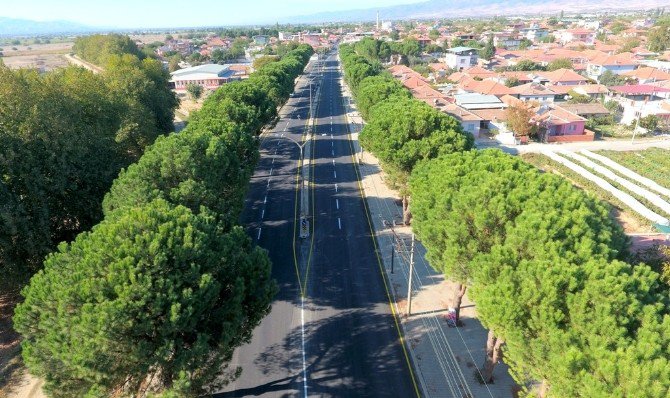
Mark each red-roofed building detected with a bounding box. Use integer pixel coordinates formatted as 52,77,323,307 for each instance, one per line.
621,67,670,84
536,68,590,86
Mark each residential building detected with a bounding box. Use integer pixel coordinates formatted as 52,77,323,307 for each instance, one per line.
510,83,556,102
559,29,596,46
444,47,479,70
453,93,506,110
621,67,670,84
536,68,590,86
534,104,593,143
170,64,240,92
587,53,638,81
438,103,483,137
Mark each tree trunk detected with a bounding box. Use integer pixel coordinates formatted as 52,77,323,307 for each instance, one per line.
452,284,467,324
480,330,504,383
402,195,412,225
538,378,550,398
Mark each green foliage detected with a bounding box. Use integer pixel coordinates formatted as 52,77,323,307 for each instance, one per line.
518,38,533,50
359,97,473,194
14,199,275,397
479,35,495,61
599,70,631,86
509,59,545,71
102,129,256,229
639,114,661,131
547,57,572,71
355,74,411,120
567,89,593,104
73,34,145,67
410,149,665,396
186,83,203,100
504,76,520,87
12,40,313,397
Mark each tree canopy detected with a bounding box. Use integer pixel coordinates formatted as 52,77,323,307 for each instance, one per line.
14,199,275,397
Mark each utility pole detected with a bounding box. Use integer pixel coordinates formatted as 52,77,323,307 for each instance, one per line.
406,233,415,316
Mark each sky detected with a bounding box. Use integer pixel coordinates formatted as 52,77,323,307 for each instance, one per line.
0,0,426,28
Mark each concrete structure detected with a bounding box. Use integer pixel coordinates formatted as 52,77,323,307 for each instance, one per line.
170,64,239,91
454,93,506,110
444,46,478,70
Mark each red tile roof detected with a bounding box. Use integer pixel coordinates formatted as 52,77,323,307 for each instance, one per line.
621,67,670,82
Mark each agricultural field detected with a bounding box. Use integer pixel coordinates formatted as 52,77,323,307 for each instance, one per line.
596,148,670,189
522,153,656,233
0,42,73,71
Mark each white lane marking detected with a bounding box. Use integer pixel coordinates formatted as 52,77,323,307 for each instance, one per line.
330,134,333,139
270,168,273,176
301,296,308,398
335,183,338,192
257,228,262,240
264,195,267,204
336,199,339,209
338,217,342,230
261,209,265,219
267,179,271,188
333,170,337,179
332,150,335,157
272,158,275,164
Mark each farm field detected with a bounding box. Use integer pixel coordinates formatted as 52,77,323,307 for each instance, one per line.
521,153,655,233
0,42,73,71
596,148,670,190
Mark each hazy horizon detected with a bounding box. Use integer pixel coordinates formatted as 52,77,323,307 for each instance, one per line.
0,0,427,29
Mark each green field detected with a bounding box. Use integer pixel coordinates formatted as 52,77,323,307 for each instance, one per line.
521,153,654,233
596,148,670,189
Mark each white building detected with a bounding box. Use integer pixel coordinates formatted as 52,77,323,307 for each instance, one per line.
444,47,479,71
170,64,239,92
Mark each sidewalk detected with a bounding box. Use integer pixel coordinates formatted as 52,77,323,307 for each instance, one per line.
339,74,516,398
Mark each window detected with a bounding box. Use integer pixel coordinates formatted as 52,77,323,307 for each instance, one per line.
460,59,465,64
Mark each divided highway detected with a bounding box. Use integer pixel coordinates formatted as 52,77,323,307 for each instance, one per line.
217,51,419,398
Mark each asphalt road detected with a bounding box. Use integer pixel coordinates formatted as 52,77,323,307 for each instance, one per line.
216,51,418,398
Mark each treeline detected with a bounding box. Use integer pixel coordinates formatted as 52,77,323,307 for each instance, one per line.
73,34,146,66
0,37,177,278
14,43,314,398
410,150,670,396
339,42,474,223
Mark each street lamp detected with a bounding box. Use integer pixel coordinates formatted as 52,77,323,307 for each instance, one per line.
273,133,312,223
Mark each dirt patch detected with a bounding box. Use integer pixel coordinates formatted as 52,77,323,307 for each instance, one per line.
0,288,23,396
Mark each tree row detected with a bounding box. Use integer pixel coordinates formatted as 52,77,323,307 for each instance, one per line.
14,41,314,397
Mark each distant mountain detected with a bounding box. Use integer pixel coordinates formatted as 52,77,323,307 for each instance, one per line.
283,0,670,24
0,17,96,36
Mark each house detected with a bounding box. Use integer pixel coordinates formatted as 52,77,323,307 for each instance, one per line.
548,84,609,101
510,83,556,102
536,68,590,86
444,47,479,71
587,53,638,81
607,85,670,124
437,103,483,137
170,64,240,92
559,29,596,46
521,27,549,42
556,103,611,118
534,104,594,143
460,79,514,97
453,93,506,110
620,67,670,84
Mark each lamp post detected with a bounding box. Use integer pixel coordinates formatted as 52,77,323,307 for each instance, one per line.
274,133,311,218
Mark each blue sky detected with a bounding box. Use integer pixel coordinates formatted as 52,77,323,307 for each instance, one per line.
1,0,425,28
